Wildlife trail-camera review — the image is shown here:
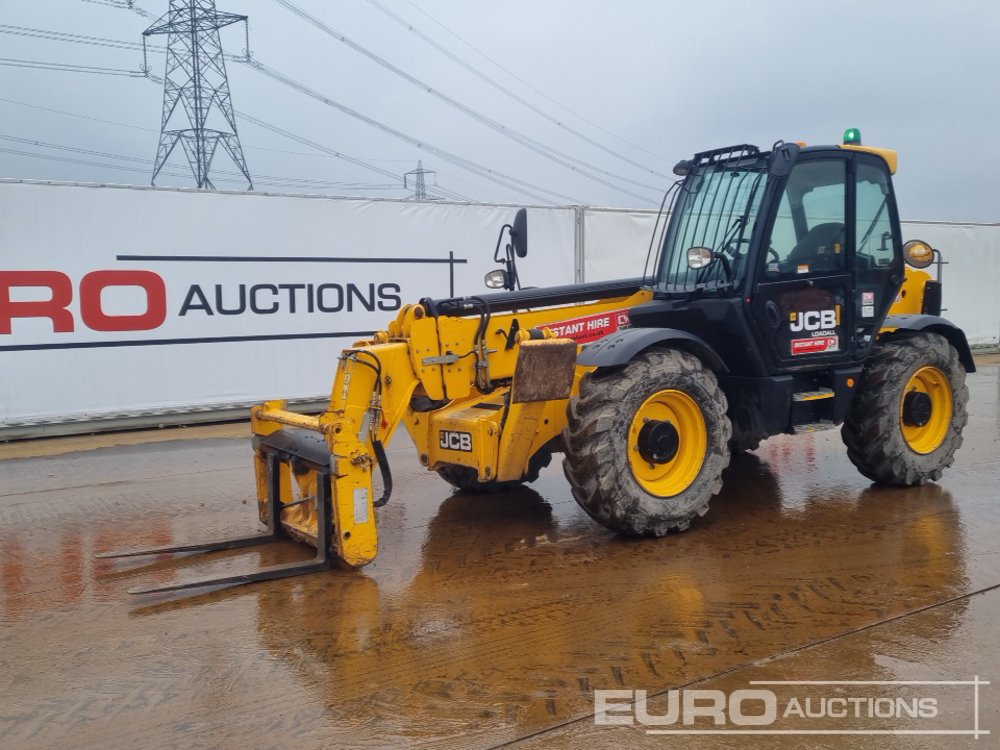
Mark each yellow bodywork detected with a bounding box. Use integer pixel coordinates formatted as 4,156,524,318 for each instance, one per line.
250,287,653,568
888,268,935,316
879,267,935,339
839,144,898,174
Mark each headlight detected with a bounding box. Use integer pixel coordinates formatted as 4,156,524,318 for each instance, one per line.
687,246,714,270
903,240,934,269
484,269,508,289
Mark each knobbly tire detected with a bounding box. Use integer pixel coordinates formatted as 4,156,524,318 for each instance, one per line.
842,332,969,485
562,348,731,536
437,449,552,493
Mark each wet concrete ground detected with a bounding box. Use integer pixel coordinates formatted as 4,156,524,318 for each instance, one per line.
1,367,999,749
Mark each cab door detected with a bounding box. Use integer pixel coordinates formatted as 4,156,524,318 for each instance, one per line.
851,154,905,358
749,154,855,371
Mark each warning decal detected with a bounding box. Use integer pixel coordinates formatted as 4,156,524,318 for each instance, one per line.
547,309,631,344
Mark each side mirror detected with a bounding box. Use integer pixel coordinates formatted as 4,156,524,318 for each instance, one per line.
511,208,528,258
487,209,528,292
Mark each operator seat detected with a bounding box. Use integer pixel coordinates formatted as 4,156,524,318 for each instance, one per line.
786,222,845,272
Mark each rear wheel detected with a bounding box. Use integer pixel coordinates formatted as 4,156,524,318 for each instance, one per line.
437,449,552,493
562,349,731,536
842,332,968,485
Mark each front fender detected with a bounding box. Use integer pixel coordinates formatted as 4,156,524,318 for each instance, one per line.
881,314,976,373
577,327,728,372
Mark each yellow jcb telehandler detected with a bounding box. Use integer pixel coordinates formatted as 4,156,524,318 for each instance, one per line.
104,132,974,593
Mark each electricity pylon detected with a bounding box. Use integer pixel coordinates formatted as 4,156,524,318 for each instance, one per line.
404,160,436,201
144,0,252,189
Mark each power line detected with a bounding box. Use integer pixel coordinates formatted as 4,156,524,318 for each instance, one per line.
270,0,659,202
0,94,382,174
0,144,188,179
68,4,536,204
0,96,158,132
0,96,422,184
241,58,578,205
365,0,670,177
395,0,669,162
0,96,421,176
79,0,133,9
426,188,470,202
142,70,483,198
0,56,144,76
233,111,406,183
0,135,416,194
79,0,157,19
0,23,157,52
0,85,438,191
0,145,281,189
0,139,471,198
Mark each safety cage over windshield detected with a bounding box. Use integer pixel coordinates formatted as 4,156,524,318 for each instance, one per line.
654,145,769,293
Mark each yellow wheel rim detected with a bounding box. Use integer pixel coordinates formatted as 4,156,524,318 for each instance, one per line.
900,366,952,454
628,389,707,497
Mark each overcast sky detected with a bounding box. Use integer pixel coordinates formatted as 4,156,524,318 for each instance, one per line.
0,0,997,221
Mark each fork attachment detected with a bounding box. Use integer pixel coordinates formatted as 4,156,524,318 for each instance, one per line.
97,450,335,595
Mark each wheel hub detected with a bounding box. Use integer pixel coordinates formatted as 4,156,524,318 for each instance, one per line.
900,365,953,455
637,419,680,464
627,388,708,498
902,390,933,427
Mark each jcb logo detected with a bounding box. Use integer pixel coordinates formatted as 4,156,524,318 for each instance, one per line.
789,309,837,332
439,430,473,452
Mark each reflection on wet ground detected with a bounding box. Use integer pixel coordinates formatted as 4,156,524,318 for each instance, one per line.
1,368,998,749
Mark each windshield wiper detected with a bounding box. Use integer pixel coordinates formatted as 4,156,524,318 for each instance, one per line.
720,215,745,254
858,197,888,252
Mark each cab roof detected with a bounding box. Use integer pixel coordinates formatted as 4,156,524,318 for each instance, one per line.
800,144,898,174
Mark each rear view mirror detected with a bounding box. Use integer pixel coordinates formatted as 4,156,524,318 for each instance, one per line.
511,208,528,258
488,208,529,292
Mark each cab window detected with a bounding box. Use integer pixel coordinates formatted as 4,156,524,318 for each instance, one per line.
856,162,896,271
765,160,847,278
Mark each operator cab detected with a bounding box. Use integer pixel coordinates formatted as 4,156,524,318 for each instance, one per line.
650,130,932,375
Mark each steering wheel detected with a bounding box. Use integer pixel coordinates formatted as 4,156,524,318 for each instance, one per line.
767,247,780,263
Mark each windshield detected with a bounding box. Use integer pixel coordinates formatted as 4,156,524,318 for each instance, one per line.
656,157,768,292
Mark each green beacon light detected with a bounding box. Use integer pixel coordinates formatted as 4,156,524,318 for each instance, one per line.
843,127,862,145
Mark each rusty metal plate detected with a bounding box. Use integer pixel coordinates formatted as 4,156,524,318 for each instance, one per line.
511,339,578,403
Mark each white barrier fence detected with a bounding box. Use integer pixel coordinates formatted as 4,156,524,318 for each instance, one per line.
1,180,997,437
0,181,576,436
